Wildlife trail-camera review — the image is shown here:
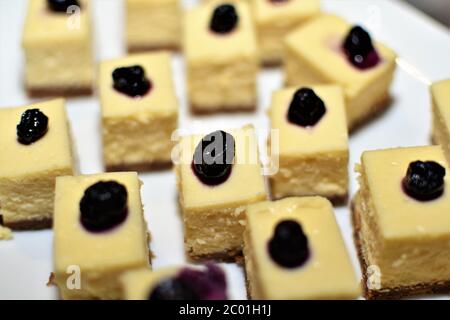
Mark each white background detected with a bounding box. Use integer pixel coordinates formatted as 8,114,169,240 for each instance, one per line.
0,0,449,299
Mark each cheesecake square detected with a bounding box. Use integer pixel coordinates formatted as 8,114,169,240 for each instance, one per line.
269,85,349,201
99,52,179,171
53,172,151,300
252,0,320,66
121,264,228,300
126,0,181,52
22,0,93,97
352,146,450,299
0,99,76,230
284,14,397,130
184,2,258,113
431,79,450,162
244,197,360,299
175,125,268,260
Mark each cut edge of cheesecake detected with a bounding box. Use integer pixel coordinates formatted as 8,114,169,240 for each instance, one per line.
351,193,450,300
348,93,392,133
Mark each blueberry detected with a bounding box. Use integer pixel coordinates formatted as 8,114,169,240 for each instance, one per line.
47,0,80,13
79,181,128,232
17,109,49,145
268,220,309,268
148,278,199,300
403,161,446,201
287,88,326,127
192,130,235,186
112,65,151,97
210,4,238,34
177,264,228,300
343,26,380,69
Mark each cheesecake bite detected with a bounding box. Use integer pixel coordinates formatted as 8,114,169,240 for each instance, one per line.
269,85,349,201
53,172,151,300
126,0,181,52
284,14,397,130
22,0,94,97
184,2,258,113
121,264,228,300
0,99,76,230
431,79,450,162
352,146,450,299
175,126,268,260
244,197,360,299
99,52,178,171
252,0,320,66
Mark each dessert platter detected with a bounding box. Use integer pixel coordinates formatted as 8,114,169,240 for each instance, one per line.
0,0,449,300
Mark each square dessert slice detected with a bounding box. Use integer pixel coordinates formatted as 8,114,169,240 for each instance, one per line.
175,125,268,260
184,2,258,113
252,0,320,66
22,0,93,97
0,99,76,230
126,0,181,52
244,197,360,299
269,85,349,201
53,172,151,300
284,14,397,130
431,79,450,162
121,264,228,300
352,146,450,299
99,52,179,171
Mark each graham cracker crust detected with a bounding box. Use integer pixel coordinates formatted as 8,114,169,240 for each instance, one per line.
348,94,392,133
262,59,282,68
190,104,256,115
128,44,180,53
27,86,93,98
3,216,52,230
105,160,172,172
351,196,450,300
268,180,348,206
187,248,243,263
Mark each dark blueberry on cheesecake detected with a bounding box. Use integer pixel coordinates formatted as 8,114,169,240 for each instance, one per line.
149,278,199,300
48,0,80,13
268,220,309,268
288,88,326,127
112,65,151,97
192,130,235,186
343,26,380,70
210,4,238,34
17,109,49,145
403,161,446,201
149,264,228,300
80,181,128,232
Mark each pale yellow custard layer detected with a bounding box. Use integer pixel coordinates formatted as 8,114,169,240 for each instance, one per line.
22,0,93,90
244,197,360,299
176,125,267,257
269,85,349,199
355,146,450,289
284,14,396,128
0,99,75,227
54,172,150,299
431,79,450,163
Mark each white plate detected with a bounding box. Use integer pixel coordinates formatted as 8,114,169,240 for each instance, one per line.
0,0,449,300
